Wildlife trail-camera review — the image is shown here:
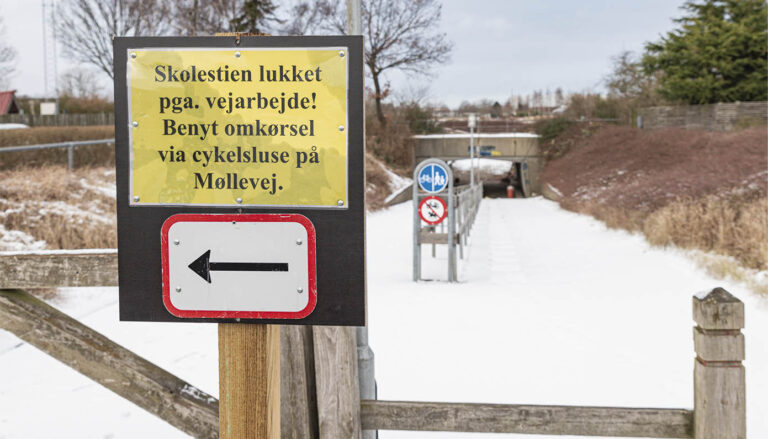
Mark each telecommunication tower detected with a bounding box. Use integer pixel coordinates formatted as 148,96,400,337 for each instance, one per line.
41,0,58,101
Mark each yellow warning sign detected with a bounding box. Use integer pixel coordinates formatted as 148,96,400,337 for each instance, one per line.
128,48,348,208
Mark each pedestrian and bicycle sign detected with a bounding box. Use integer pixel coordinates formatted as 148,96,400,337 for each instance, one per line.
418,196,447,225
417,162,449,193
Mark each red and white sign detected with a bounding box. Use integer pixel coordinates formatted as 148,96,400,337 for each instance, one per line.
161,213,317,319
418,196,448,225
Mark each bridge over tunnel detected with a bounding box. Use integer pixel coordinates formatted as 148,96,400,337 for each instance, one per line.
412,133,541,199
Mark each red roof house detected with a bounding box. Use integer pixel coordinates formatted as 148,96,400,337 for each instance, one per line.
0,90,20,115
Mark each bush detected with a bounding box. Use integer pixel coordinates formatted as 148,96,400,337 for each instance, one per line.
565,93,630,122
535,117,573,141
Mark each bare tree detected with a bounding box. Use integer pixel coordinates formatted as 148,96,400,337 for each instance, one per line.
274,0,334,35
57,0,170,79
605,50,663,106
58,67,103,98
324,0,452,126
172,0,282,35
0,16,17,89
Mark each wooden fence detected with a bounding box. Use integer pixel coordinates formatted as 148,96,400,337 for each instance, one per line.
0,250,746,438
637,101,767,131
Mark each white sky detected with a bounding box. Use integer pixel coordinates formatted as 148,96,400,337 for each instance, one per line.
0,0,687,107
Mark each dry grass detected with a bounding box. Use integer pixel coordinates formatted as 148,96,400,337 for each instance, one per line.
690,251,768,296
563,192,768,272
0,126,115,170
0,165,116,250
366,152,404,211
644,193,768,270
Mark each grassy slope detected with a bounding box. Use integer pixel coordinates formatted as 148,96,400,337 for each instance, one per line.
541,123,767,291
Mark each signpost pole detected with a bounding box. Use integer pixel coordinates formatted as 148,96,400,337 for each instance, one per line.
468,113,476,187
345,3,377,437
219,323,280,439
212,33,280,439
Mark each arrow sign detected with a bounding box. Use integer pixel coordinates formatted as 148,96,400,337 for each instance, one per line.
161,213,317,320
188,249,289,283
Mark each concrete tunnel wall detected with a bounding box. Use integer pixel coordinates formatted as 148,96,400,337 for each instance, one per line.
411,133,542,196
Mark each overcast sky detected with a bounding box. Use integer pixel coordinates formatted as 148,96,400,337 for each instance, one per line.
1,0,687,107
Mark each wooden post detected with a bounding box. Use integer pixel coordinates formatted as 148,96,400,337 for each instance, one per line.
693,288,745,439
313,326,362,439
211,32,280,439
281,325,319,439
219,323,280,439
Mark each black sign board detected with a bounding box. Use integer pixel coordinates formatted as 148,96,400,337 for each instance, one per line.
113,36,365,326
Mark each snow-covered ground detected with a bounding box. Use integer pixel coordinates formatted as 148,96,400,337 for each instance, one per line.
0,197,765,438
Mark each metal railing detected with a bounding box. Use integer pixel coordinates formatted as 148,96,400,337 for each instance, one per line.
414,181,483,282
0,138,115,171
455,183,482,259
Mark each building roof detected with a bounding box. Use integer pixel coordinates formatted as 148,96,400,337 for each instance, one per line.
412,133,539,139
0,90,18,115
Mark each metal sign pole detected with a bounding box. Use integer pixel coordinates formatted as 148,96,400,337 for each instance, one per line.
447,175,456,282
346,3,377,437
468,114,476,187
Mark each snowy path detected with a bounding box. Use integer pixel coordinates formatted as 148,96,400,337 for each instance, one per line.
0,197,766,438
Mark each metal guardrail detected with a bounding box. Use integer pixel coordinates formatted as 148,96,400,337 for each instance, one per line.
455,183,482,259
0,138,115,170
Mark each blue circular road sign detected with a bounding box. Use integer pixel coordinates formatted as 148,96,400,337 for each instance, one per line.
417,163,449,193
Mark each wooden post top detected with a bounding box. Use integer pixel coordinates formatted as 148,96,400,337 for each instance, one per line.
693,288,744,330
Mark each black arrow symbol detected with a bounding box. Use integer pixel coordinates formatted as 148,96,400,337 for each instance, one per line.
188,249,289,283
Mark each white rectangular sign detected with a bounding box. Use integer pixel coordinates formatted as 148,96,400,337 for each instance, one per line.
161,214,317,319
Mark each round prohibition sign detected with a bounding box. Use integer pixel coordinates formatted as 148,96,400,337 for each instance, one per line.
418,196,448,225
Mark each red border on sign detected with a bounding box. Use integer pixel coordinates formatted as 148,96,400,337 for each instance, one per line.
160,213,317,320
418,196,448,225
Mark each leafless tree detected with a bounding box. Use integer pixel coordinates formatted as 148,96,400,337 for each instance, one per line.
58,67,103,98
274,0,334,35
324,0,453,126
0,16,17,89
605,50,663,106
57,0,170,79
172,0,283,35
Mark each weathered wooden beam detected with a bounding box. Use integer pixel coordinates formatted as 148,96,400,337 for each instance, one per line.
281,325,319,439
313,326,361,439
693,288,745,439
0,289,218,439
0,250,118,288
360,400,693,438
418,232,460,245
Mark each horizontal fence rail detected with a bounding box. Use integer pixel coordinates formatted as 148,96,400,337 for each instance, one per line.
0,112,115,127
361,400,693,438
0,138,115,170
0,289,219,439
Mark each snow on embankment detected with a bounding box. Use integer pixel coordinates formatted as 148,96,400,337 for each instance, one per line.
541,125,768,282
366,152,411,210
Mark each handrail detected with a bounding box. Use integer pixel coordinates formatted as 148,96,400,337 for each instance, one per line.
0,138,115,153
0,138,115,171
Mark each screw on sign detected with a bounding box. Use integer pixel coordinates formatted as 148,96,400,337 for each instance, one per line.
417,163,449,193
418,196,448,225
